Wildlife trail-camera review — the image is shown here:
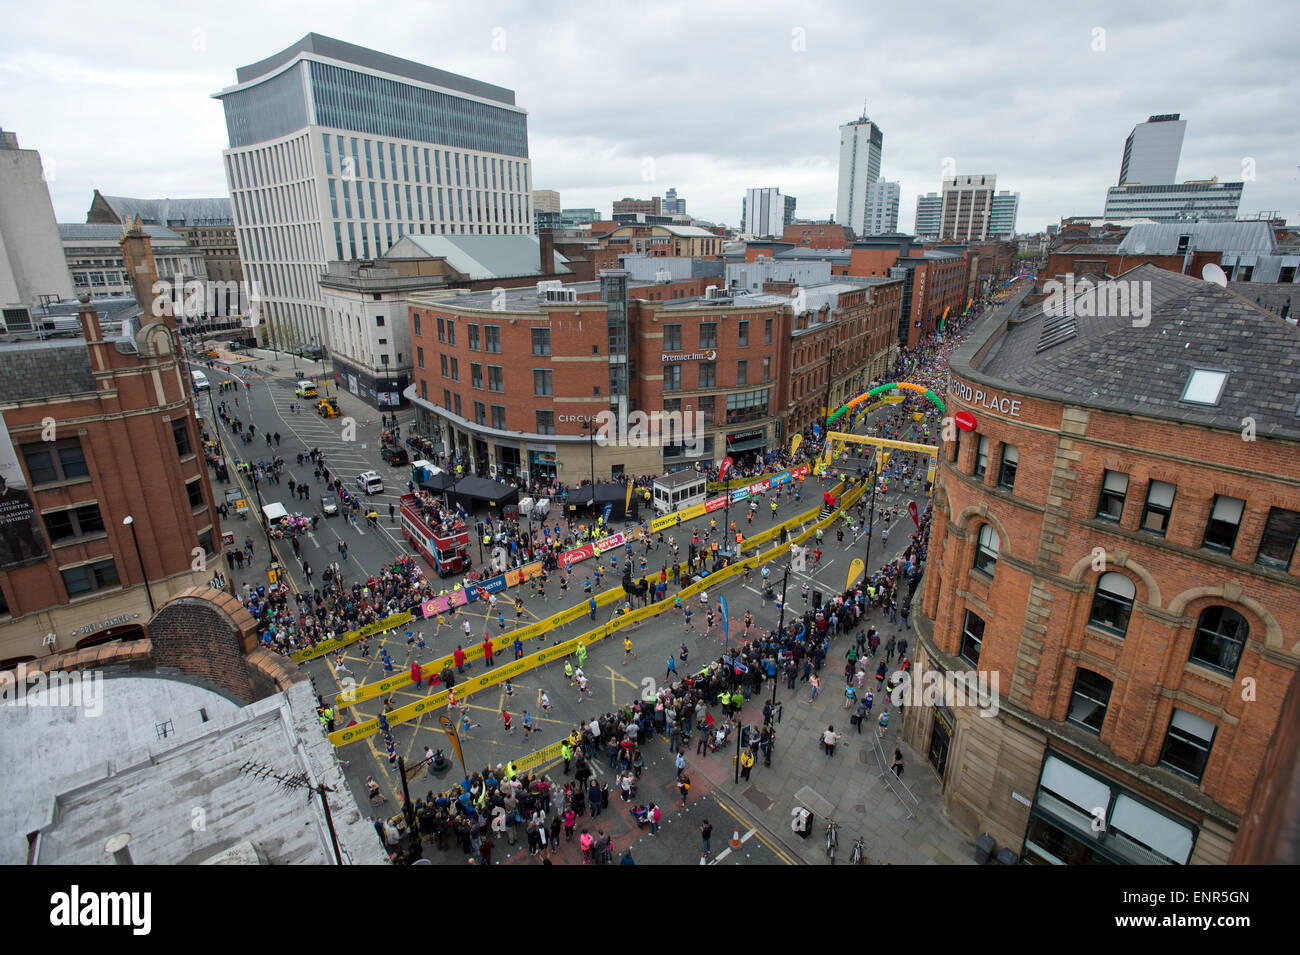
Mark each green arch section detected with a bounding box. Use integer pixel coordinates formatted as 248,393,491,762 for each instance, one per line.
827,383,946,426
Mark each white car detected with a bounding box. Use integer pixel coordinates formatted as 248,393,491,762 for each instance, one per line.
356,471,384,494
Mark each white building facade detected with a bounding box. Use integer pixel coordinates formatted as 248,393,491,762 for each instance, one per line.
863,180,900,235
0,130,74,330
988,191,1020,238
914,193,942,238
743,187,788,238
1119,113,1186,185
213,34,533,351
835,114,884,235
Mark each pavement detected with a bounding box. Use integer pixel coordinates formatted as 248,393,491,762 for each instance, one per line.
191,345,977,865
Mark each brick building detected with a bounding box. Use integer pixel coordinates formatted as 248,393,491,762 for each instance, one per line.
594,224,725,259
910,265,1300,865
404,273,900,486
782,222,855,249
0,220,224,667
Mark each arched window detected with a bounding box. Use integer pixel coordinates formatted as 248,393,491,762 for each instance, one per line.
1189,607,1248,676
1089,572,1136,635
974,524,999,575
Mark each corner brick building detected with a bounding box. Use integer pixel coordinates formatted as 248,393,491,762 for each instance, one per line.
910,264,1300,864
0,220,224,667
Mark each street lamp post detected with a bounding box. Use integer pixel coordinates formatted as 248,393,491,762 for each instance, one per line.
822,345,842,433
863,457,879,588
582,420,597,520
122,516,155,616
249,470,275,558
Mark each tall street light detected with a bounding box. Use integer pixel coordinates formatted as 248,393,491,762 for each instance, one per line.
582,420,597,520
122,516,155,616
822,344,843,433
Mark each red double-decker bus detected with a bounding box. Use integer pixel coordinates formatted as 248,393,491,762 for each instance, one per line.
399,493,470,577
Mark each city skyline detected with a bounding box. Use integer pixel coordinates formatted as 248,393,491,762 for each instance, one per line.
1,0,1295,234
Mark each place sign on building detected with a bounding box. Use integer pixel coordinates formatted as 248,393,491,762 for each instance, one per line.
662,349,717,363
727,428,765,443
950,381,1023,417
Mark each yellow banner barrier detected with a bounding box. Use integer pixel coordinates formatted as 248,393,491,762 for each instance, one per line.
329,478,860,746
514,739,566,775
291,611,413,663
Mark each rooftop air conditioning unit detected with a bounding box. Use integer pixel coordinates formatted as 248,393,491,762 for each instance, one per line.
655,269,671,284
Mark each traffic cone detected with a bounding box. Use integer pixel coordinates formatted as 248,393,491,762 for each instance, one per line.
731,828,740,849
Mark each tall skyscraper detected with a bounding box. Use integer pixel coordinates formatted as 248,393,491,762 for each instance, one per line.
663,187,686,215
863,180,900,235
835,112,884,235
988,191,1020,238
1118,114,1186,186
940,174,997,241
743,187,789,237
0,129,74,331
914,193,942,238
213,33,532,348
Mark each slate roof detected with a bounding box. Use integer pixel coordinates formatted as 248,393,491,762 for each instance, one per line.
98,195,233,227
385,234,570,279
1117,221,1275,255
964,263,1300,440
0,341,96,401
59,223,187,243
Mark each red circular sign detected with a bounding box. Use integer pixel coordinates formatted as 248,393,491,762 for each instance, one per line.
954,411,977,432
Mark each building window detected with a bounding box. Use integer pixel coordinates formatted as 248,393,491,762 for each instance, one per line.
764,317,773,344
413,313,421,337
1189,606,1248,676
1201,495,1244,554
974,524,999,575
975,436,989,479
473,401,486,426
485,326,501,353
1097,470,1128,522
1159,709,1216,782
1067,669,1112,733
697,395,715,426
440,354,449,377
21,438,89,485
998,444,1018,491
536,410,555,435
446,320,455,346
1256,506,1300,570
534,370,553,396
698,362,716,389
467,323,480,350
1140,481,1176,536
437,317,446,342
453,393,462,416
61,558,120,598
186,479,205,509
1089,572,1136,635
1181,368,1228,405
738,321,749,347
699,323,718,349
736,360,748,386
531,327,551,356
198,527,216,558
763,356,771,381
664,324,682,351
491,405,507,430
960,609,984,665
42,503,105,542
664,365,681,392
172,418,192,457
488,366,504,392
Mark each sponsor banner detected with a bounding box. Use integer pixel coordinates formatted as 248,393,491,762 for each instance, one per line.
290,611,412,662
504,562,545,588
729,488,751,504
593,531,626,554
514,740,566,775
421,589,471,617
0,410,51,570
704,495,729,513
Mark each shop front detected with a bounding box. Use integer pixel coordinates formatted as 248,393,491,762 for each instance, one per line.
928,705,953,780
725,426,767,465
529,448,557,485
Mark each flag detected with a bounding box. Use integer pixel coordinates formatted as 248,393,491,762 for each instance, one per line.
718,593,729,645
719,456,734,482
602,502,613,524
908,500,920,530
790,433,802,458
847,557,864,589
624,482,633,514
439,714,467,774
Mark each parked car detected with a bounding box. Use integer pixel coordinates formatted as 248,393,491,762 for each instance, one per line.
320,496,339,516
356,471,384,494
381,446,409,467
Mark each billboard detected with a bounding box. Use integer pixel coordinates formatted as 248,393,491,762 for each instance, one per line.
0,412,50,570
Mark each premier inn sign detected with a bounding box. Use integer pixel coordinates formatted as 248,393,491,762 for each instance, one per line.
662,349,717,363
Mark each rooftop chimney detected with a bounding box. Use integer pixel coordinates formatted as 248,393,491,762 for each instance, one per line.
119,216,174,330
76,292,101,343
539,228,555,276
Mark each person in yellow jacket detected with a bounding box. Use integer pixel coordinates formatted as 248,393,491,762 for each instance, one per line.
561,740,573,774
740,748,755,780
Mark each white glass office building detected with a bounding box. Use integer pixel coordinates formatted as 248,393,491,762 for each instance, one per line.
213,34,532,348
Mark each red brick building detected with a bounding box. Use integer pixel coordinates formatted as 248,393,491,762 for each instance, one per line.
911,265,1300,865
0,222,224,666
782,223,855,249
404,273,900,486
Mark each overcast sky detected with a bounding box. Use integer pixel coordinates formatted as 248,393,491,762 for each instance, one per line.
4,0,1297,232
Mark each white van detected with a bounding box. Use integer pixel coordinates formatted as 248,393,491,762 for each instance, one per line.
356,471,385,494
191,370,210,392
